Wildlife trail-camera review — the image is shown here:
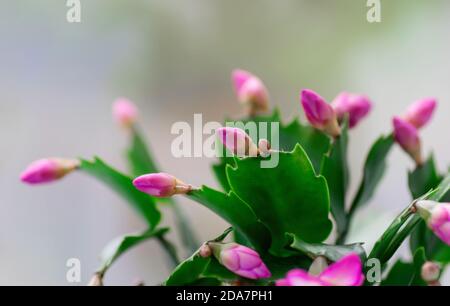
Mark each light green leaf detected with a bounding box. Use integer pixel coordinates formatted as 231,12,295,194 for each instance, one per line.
288,233,366,262
349,135,394,215
80,157,161,228
226,144,332,256
98,227,169,276
127,127,159,177
320,119,349,238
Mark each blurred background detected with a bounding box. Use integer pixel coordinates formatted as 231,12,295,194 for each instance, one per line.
1,0,449,285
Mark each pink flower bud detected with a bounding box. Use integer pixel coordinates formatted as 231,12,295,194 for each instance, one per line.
392,117,422,165
199,244,212,258
331,92,372,128
404,98,437,129
112,97,138,127
258,139,271,158
276,253,364,286
232,69,269,115
421,261,440,282
416,201,450,246
209,242,271,280
20,158,79,185
216,127,258,157
301,89,341,137
132,173,191,198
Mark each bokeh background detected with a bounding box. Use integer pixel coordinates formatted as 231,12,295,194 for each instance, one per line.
1,0,449,285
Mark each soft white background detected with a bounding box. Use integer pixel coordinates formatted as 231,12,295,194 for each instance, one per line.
0,0,449,285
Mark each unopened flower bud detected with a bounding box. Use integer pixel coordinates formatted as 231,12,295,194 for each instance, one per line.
301,89,341,137
404,98,437,129
232,69,269,116
258,139,271,157
199,244,212,258
208,242,271,280
392,117,422,165
216,127,258,157
416,200,450,246
113,97,138,127
331,92,372,128
20,158,79,185
133,173,192,198
421,261,440,283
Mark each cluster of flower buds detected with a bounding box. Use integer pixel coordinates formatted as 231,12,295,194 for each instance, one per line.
20,158,79,185
112,97,139,128
206,242,271,280
331,92,372,128
276,253,364,286
392,98,437,166
300,89,372,137
133,173,192,198
232,69,269,116
415,200,450,246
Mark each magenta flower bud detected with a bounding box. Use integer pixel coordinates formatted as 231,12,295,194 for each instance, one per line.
132,173,191,198
301,89,341,137
331,92,372,128
232,69,269,115
276,253,364,286
198,244,212,258
403,98,437,129
208,242,271,280
112,97,138,127
421,261,440,283
392,117,422,165
216,127,258,157
416,200,450,246
20,158,79,185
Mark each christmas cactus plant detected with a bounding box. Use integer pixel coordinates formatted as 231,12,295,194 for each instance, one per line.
21,69,449,286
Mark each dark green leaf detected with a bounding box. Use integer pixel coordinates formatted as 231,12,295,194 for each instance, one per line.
349,135,394,215
98,227,168,275
408,156,441,199
382,247,427,286
226,144,332,256
212,110,330,191
288,233,366,262
80,157,161,228
320,120,349,237
187,186,271,252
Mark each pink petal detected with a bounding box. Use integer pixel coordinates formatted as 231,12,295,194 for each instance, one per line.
319,253,364,286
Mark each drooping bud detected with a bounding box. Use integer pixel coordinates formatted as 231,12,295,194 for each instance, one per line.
132,173,192,198
404,98,437,129
232,69,269,116
20,158,79,185
258,139,271,158
392,117,422,165
276,253,364,286
208,242,271,280
421,261,440,283
216,127,258,157
199,243,212,258
112,97,138,127
415,200,450,246
301,89,341,137
331,92,372,128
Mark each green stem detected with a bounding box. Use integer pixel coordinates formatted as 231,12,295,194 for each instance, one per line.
169,200,199,253
157,234,180,267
